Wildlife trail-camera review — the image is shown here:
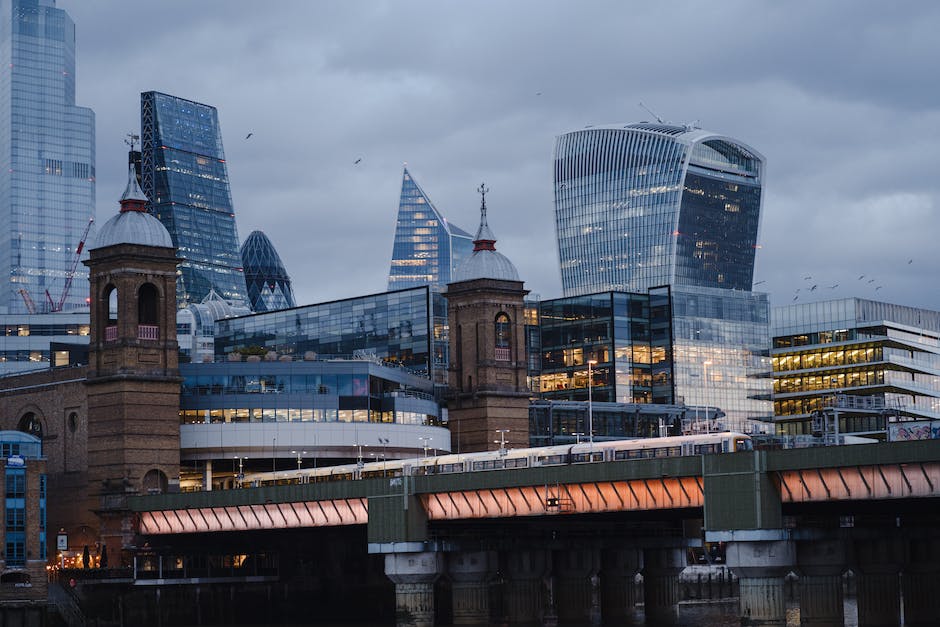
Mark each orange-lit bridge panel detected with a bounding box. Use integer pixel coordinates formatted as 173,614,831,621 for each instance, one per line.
776,462,940,503
421,477,704,520
138,498,368,535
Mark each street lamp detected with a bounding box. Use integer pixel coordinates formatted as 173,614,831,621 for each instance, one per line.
494,429,509,456
234,456,246,487
378,438,389,472
587,359,598,445
357,444,367,469
572,432,584,444
291,450,306,470
418,437,431,459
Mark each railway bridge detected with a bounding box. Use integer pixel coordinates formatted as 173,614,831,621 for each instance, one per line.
127,439,940,626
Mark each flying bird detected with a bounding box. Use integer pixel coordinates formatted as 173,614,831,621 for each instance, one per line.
536,92,542,96
803,275,812,280
245,132,253,139
858,275,865,280
810,284,818,291
354,158,362,165
875,286,883,291
908,259,913,264
793,295,799,301
753,280,766,286
828,284,839,289
867,279,875,284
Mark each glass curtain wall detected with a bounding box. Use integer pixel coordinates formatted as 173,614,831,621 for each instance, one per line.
387,167,473,290
0,0,95,314
553,124,763,297
141,91,247,308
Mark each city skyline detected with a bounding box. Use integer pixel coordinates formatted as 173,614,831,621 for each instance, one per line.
62,1,940,311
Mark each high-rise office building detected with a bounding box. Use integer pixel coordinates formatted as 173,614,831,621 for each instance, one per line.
240,230,296,312
553,123,764,297
387,167,474,291
0,0,95,314
773,298,940,440
140,91,247,308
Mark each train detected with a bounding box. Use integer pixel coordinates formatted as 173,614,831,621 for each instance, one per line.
242,431,753,488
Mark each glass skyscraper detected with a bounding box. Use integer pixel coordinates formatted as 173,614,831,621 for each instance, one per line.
141,91,247,308
387,167,474,291
240,230,296,312
553,123,764,297
0,0,95,314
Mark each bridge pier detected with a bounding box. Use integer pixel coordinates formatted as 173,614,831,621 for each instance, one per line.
726,539,794,626
554,547,601,625
505,549,549,626
385,551,444,627
641,546,684,625
448,550,495,626
796,539,845,627
853,537,902,627
600,547,641,624
902,536,940,627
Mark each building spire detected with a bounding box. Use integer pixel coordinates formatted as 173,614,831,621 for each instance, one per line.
119,148,147,212
473,182,496,251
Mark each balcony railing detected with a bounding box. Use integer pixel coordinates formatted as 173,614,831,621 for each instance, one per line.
104,326,118,342
138,325,159,341
495,347,510,361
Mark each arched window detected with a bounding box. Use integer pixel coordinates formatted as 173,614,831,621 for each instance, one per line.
495,313,511,361
18,412,42,439
142,469,168,495
138,283,159,325
103,284,118,326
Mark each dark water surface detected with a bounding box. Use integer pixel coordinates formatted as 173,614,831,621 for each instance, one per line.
183,597,862,627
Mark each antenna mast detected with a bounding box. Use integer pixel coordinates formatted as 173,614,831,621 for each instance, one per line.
638,102,665,124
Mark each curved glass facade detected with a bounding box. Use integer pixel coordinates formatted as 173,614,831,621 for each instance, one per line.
553,124,764,297
240,230,296,312
141,91,248,308
387,168,473,290
0,0,95,314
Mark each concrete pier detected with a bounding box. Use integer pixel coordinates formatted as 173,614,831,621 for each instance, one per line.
796,540,845,627
448,551,494,626
554,548,600,625
853,537,902,627
727,539,794,626
600,547,641,624
641,547,684,625
901,536,940,627
505,549,548,626
385,552,443,627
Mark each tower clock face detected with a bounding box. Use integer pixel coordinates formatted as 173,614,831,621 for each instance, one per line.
18,413,42,438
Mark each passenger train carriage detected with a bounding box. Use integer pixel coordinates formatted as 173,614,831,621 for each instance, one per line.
244,432,752,487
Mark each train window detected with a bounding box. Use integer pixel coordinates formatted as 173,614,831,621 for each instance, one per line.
735,438,753,452
539,454,567,466
504,458,528,468
472,460,505,471
439,463,463,474
571,452,603,463
694,444,718,455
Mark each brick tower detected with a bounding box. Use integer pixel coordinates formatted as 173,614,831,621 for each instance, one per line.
83,161,181,565
444,185,530,452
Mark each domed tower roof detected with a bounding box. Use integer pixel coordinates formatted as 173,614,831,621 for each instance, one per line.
240,230,296,312
92,162,174,250
451,183,520,283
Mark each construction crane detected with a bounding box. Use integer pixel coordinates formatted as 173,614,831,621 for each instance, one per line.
17,289,36,314
48,216,94,313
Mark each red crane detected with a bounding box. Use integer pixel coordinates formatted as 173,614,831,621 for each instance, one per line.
50,216,94,313
17,289,37,314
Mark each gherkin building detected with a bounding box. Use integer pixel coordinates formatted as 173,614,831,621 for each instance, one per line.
240,230,296,312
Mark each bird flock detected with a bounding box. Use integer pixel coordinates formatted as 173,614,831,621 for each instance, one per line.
754,260,915,304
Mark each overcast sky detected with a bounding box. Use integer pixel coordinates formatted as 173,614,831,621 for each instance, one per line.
66,1,940,312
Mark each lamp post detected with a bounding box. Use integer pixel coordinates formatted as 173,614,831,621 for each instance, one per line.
291,450,306,470
495,429,509,456
587,359,598,445
418,437,431,459
378,438,389,472
357,444,367,469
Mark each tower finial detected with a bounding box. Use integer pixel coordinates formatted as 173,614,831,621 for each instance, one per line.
472,183,496,252
124,132,139,152
478,182,489,224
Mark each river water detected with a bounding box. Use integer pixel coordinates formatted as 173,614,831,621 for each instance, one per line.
183,598,863,626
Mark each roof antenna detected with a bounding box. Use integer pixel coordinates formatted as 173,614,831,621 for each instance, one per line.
124,132,139,151
638,102,664,124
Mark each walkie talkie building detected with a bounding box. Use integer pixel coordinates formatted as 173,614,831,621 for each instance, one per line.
553,123,764,297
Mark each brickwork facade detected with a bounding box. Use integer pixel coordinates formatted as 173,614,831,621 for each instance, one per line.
445,278,530,452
